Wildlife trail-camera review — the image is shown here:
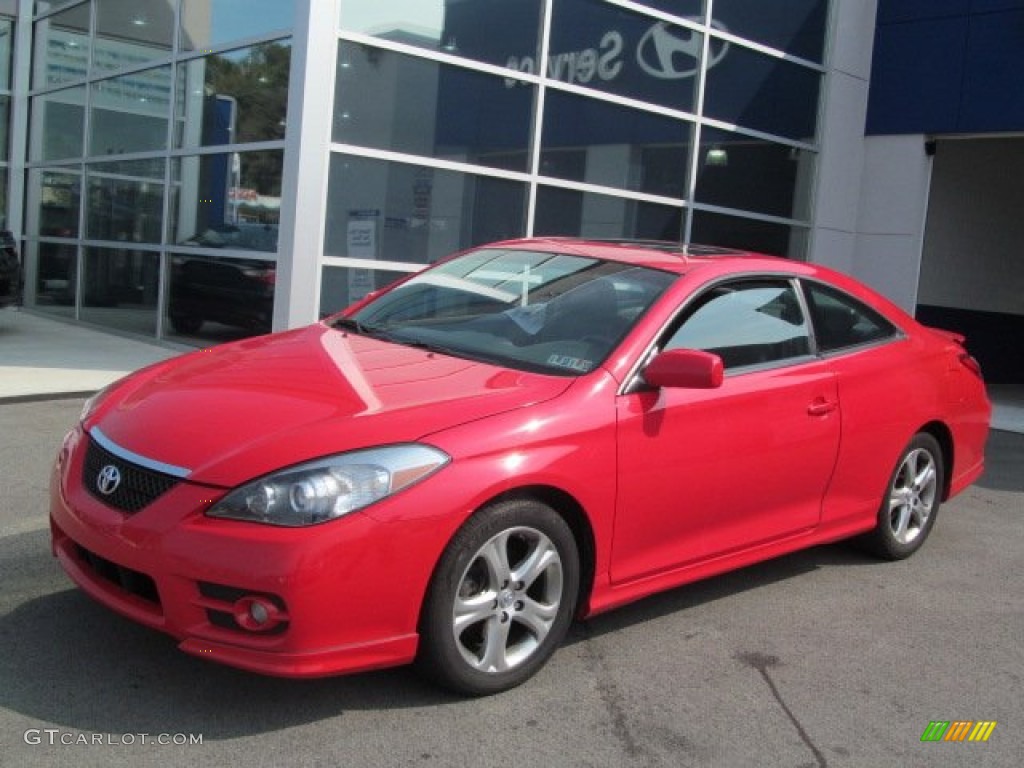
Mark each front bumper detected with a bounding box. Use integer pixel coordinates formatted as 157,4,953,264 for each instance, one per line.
49,426,445,678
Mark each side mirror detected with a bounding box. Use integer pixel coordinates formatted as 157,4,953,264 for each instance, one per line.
644,348,724,389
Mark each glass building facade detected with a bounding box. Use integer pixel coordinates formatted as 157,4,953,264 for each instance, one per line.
9,0,833,346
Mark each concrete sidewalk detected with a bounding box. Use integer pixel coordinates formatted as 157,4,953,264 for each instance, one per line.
0,308,181,402
1,306,1022,432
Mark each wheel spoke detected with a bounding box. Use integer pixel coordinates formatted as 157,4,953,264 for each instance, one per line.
478,532,513,586
912,452,936,490
478,615,512,673
891,502,912,541
908,504,926,531
511,535,559,590
453,592,495,634
514,596,558,639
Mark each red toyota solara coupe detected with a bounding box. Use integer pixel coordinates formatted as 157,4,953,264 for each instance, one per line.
50,238,990,695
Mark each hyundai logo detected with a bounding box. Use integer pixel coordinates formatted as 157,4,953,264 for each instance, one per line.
636,21,730,80
96,464,122,496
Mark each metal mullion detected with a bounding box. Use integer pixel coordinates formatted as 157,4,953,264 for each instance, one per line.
339,29,538,86
329,142,536,185
83,55,176,86
30,0,89,23
684,0,715,245
799,0,839,251
322,256,422,273
699,117,820,153
71,0,96,320
542,78,700,128
709,31,828,74
605,0,705,34
163,140,286,159
530,175,685,209
27,141,289,169
82,170,164,184
78,238,164,253
526,0,554,235
173,30,293,66
689,201,812,229
154,0,186,340
82,149,171,166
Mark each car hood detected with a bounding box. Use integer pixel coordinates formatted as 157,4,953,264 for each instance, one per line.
87,324,573,487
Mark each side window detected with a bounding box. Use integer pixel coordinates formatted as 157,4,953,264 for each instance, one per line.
665,280,812,370
804,282,899,353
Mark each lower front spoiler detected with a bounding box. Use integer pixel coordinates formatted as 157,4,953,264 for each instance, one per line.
178,634,419,679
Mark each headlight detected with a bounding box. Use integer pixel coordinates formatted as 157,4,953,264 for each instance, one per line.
207,444,449,526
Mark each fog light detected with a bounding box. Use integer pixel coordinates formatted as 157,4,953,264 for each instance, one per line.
250,601,269,624
232,595,283,632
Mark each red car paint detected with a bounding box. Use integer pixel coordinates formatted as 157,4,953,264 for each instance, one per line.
50,238,990,680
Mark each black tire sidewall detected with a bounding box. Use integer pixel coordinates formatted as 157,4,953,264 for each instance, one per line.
418,499,580,696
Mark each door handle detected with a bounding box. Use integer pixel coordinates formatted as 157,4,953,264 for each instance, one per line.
807,398,838,417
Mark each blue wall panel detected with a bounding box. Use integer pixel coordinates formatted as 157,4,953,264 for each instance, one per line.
969,0,1024,13
868,2,1024,134
959,10,1024,131
867,18,968,134
876,0,970,24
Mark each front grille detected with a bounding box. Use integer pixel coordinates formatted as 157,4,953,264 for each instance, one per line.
83,435,179,513
76,544,160,606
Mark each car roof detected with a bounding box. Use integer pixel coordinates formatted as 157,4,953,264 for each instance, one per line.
482,237,917,330
486,236,798,276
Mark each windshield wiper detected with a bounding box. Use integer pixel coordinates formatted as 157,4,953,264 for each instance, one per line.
392,337,466,358
332,319,471,360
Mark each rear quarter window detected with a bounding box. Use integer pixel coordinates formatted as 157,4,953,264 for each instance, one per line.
803,281,899,353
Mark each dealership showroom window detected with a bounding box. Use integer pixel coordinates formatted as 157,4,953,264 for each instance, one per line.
14,0,827,345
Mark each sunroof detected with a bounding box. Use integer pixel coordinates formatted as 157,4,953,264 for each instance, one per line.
589,239,743,257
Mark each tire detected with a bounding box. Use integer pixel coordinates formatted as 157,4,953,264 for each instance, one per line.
860,433,944,560
417,499,579,696
170,315,203,334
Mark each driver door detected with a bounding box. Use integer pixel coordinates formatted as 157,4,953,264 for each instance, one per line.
611,278,841,584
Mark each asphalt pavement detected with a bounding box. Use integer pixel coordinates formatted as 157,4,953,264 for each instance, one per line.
1,306,1022,767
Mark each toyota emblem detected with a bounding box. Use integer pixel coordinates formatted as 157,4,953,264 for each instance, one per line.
96,464,122,495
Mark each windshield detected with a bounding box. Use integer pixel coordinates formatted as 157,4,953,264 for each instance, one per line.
335,248,675,375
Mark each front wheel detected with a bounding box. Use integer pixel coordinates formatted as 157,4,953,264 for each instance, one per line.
860,433,944,560
417,499,579,695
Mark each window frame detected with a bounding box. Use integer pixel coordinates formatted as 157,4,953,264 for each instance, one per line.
799,278,904,357
660,275,815,374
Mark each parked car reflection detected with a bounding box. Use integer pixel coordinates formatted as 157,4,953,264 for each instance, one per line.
182,222,279,252
169,222,278,336
167,254,275,336
0,231,22,309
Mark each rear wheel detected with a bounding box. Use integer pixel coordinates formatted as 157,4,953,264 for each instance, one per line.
861,433,944,560
417,499,579,695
